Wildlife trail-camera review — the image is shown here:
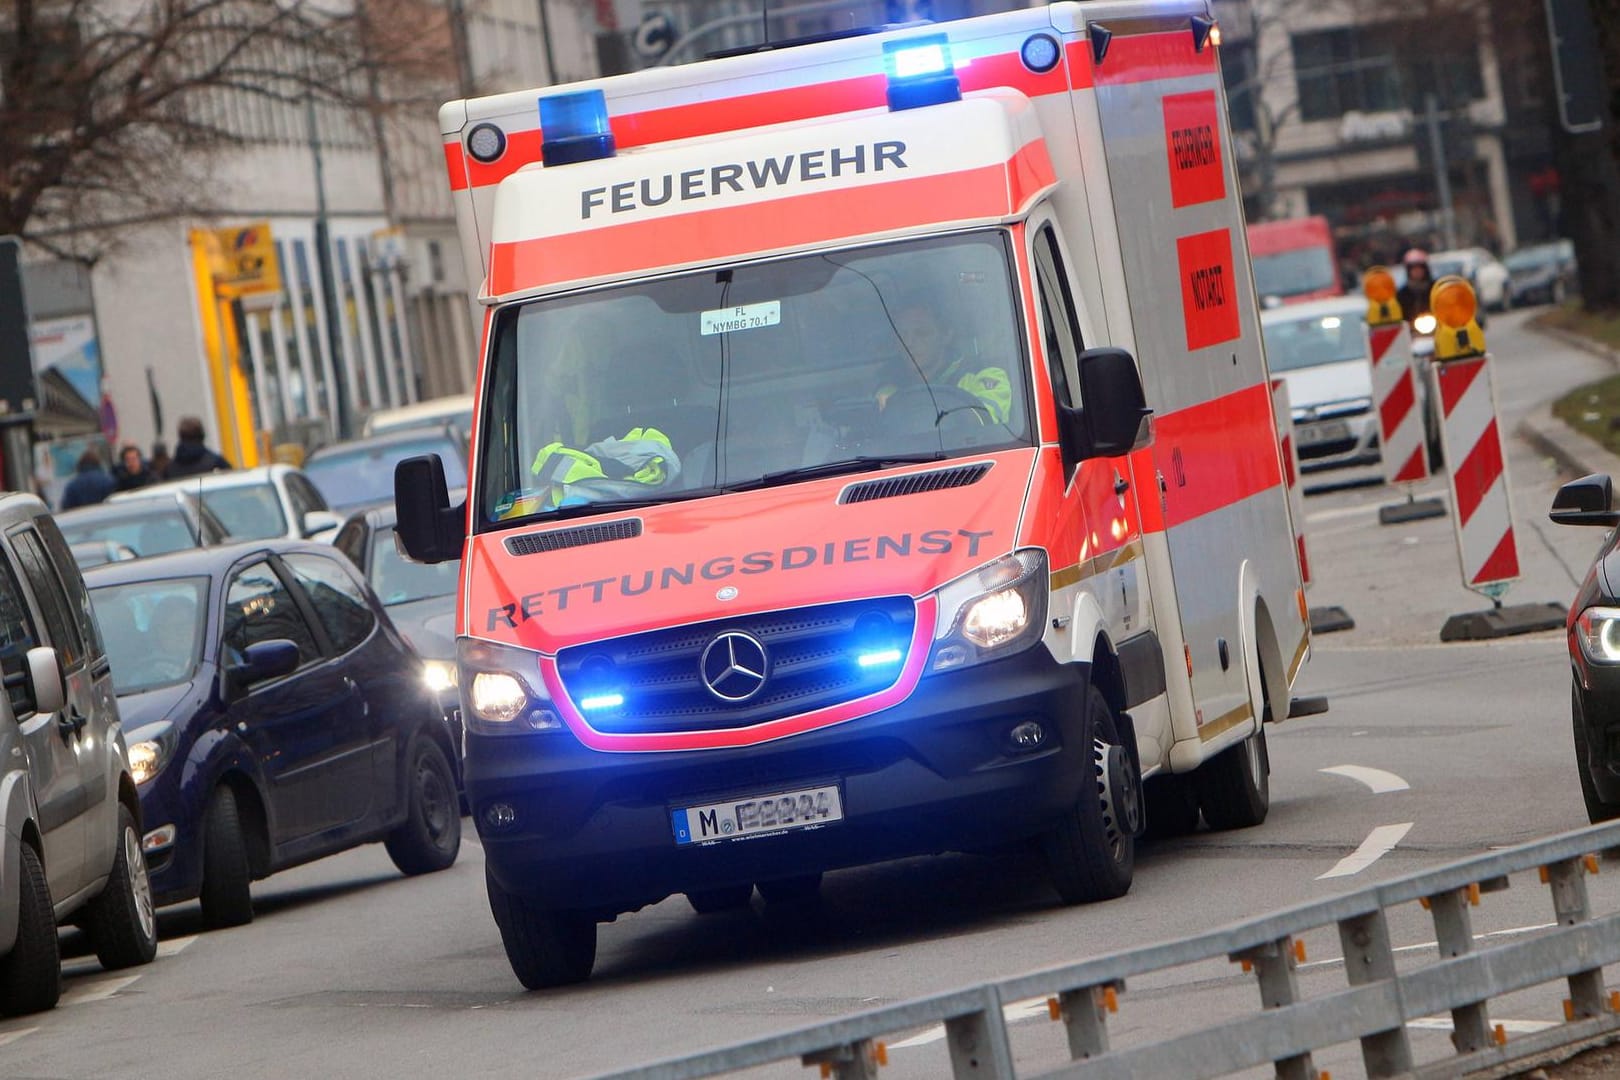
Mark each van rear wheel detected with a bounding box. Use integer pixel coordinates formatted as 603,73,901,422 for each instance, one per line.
0,844,59,1016
486,867,596,988
1197,723,1270,830
1042,683,1135,904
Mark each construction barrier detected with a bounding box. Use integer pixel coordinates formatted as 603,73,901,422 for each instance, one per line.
1434,352,1519,595
1370,321,1428,487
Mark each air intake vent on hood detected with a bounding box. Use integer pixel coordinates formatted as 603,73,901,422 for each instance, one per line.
839,462,992,504
505,518,642,556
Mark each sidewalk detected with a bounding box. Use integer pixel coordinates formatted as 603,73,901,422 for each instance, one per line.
1518,320,1620,481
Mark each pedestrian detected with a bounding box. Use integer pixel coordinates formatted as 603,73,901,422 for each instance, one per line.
61,448,117,510
148,441,171,481
164,417,232,479
111,443,152,492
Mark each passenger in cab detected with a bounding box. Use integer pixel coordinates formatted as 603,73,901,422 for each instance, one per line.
880,301,1013,424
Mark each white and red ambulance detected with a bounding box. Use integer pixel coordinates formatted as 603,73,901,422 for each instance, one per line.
397,0,1311,988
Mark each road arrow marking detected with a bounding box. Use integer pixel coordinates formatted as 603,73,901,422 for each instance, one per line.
1320,765,1410,793
1317,822,1413,879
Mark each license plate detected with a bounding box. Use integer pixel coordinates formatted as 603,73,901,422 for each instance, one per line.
672,785,843,845
1297,420,1350,446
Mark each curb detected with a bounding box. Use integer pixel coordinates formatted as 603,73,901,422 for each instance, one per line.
1520,319,1620,480
1534,320,1620,370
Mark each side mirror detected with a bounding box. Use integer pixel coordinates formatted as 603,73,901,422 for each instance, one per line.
395,455,466,564
1069,347,1153,459
1551,473,1620,527
229,639,301,689
26,647,64,715
302,509,343,539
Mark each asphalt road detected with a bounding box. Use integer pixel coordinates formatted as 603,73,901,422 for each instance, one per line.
5,310,1618,1080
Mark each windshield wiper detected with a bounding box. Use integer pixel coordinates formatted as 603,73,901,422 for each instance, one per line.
732,453,947,492
496,487,726,525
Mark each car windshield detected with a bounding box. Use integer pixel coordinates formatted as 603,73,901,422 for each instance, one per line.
1262,310,1368,372
1252,248,1338,300
478,231,1031,526
199,485,287,540
369,526,460,605
307,436,469,511
58,504,199,556
89,576,209,695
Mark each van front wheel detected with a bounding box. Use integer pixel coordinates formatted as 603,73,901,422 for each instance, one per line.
486,868,596,988
1042,683,1135,904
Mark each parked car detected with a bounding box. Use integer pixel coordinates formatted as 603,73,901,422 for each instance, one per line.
83,539,461,928
110,464,342,543
361,394,474,438
1429,247,1510,312
69,540,138,569
58,491,230,565
1260,296,1379,471
304,425,470,515
1505,240,1577,307
0,494,156,1016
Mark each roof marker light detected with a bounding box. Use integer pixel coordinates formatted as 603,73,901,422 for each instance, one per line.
466,122,507,164
1191,16,1218,53
1020,33,1061,74
539,89,615,168
883,34,961,112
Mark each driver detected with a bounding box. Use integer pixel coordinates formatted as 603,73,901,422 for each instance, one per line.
879,302,1013,424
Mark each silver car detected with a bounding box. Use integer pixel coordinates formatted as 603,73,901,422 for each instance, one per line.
0,494,156,1015
1260,296,1380,471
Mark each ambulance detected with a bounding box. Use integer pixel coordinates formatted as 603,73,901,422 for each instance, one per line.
396,0,1311,988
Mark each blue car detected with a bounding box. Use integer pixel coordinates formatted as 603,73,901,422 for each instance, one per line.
82,540,461,928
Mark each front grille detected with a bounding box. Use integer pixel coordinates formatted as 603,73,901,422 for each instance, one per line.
840,463,991,504
505,518,641,556
557,597,917,735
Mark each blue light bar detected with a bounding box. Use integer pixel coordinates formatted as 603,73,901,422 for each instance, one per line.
883,34,962,112
580,692,624,710
857,648,904,669
540,89,615,167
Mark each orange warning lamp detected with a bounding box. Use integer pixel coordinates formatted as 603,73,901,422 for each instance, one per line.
1362,266,1403,327
1430,275,1485,361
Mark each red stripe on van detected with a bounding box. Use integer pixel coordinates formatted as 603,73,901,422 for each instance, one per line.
1092,30,1217,86
1152,382,1284,529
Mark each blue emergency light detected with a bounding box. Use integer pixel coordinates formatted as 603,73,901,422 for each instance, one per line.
857,648,904,669
539,89,616,167
883,34,962,112
579,692,624,711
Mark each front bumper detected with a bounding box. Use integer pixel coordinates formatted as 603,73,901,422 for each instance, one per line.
1297,412,1380,472
467,647,1091,915
1575,666,1620,803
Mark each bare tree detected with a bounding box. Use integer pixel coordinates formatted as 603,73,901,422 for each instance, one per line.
0,0,457,260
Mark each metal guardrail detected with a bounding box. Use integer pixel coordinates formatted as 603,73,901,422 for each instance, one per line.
596,821,1620,1080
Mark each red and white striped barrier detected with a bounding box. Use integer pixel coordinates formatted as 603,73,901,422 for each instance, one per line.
1271,377,1309,586
1369,322,1428,486
1435,354,1519,593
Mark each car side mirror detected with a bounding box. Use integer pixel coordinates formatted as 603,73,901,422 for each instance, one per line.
1065,347,1153,460
229,639,301,691
1551,473,1620,527
395,455,466,564
26,647,65,714
302,509,343,539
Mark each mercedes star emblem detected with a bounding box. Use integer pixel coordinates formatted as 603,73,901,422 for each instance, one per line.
700,631,769,702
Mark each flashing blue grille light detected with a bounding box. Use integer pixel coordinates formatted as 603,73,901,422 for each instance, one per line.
579,692,625,710
539,89,616,167
883,34,962,112
857,648,904,669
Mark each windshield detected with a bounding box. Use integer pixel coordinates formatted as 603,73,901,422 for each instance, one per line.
370,526,460,605
1262,310,1368,372
478,231,1031,526
308,436,468,511
59,504,199,556
201,485,287,540
89,577,209,695
1252,248,1338,300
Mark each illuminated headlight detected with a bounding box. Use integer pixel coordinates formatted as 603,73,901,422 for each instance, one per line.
1576,607,1620,664
928,550,1048,673
459,638,564,735
423,659,459,693
470,672,527,722
1413,313,1438,335
129,739,168,785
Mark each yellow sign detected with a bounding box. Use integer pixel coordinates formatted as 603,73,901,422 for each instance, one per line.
211,221,282,298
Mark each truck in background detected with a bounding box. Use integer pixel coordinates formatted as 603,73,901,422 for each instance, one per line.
1247,215,1342,306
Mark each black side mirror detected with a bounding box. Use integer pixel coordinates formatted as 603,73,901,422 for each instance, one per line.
1551,473,1620,527
229,639,300,689
395,455,466,564
1064,347,1153,459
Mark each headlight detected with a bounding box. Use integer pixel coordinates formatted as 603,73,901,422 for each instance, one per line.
128,739,168,785
928,549,1048,673
1413,313,1438,335
458,637,564,735
423,659,459,693
1576,607,1620,664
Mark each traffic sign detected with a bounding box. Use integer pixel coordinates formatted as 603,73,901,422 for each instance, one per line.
1545,0,1606,134
211,221,283,297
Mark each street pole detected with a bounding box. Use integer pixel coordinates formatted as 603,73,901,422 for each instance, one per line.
1425,94,1458,250
306,89,352,440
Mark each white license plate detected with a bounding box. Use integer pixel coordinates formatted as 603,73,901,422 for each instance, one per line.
1297,420,1350,446
672,785,843,845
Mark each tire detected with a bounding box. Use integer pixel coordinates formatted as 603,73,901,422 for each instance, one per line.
485,867,596,989
0,844,60,1016
385,736,462,876
199,787,253,929
756,873,822,905
1196,723,1271,831
1143,774,1201,840
85,803,158,970
1573,685,1620,824
1042,683,1135,905
686,885,753,914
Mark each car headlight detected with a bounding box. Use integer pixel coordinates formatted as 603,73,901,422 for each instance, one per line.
458,637,564,734
928,549,1048,673
423,659,459,693
1413,313,1437,335
129,738,169,785
1575,607,1620,664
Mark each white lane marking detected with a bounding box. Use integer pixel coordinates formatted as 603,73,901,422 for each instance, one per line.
0,1027,38,1047
1317,822,1413,879
891,999,1049,1049
158,934,199,958
1408,1016,1556,1034
1299,922,1557,972
1320,765,1410,793
59,974,142,1006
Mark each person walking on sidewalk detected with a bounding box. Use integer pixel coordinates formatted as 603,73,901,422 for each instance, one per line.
165,417,233,479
